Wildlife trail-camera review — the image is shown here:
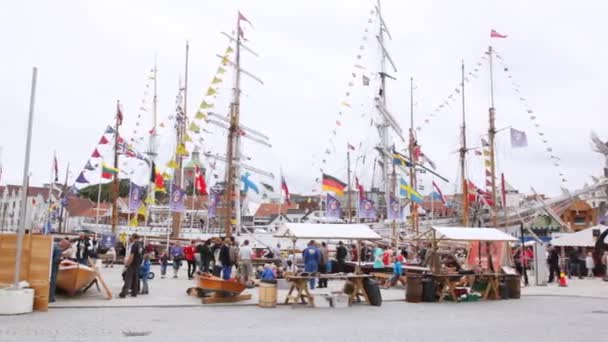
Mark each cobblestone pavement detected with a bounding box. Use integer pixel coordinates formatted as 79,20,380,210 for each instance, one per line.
2,296,608,342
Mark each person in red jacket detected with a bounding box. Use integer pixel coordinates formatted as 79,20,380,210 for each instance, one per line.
184,240,196,280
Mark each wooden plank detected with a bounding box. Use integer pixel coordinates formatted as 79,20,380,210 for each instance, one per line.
202,293,251,304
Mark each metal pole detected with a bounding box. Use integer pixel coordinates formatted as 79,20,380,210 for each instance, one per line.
460,60,469,227
347,151,352,222
111,101,120,234
13,67,37,288
96,162,103,227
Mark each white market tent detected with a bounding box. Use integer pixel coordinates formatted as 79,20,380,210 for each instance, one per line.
431,227,518,242
275,223,382,241
551,225,608,247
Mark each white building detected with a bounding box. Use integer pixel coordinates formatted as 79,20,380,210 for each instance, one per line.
0,184,61,232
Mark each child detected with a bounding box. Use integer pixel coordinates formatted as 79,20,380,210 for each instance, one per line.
384,255,404,289
261,263,276,282
160,251,169,279
140,253,151,294
585,252,595,278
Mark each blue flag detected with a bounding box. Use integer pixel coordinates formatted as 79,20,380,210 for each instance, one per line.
326,193,342,219
75,171,89,184
241,172,259,194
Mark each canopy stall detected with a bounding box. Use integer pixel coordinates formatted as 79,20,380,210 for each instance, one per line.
420,227,518,273
551,225,608,247
431,227,518,242
274,223,382,273
275,223,382,241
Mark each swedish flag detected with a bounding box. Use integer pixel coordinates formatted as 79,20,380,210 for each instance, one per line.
399,178,423,203
393,150,412,167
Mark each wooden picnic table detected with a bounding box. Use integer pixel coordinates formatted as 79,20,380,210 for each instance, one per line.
433,273,505,302
284,274,372,307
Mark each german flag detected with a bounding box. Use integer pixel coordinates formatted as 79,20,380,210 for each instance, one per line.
322,173,346,195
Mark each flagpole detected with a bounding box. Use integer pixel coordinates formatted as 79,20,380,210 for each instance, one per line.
13,67,37,289
58,162,70,233
127,181,132,226
408,77,419,235
190,171,196,229
460,60,469,227
45,151,55,233
96,161,103,227
346,150,352,222
166,176,173,252
111,100,121,234
487,46,498,227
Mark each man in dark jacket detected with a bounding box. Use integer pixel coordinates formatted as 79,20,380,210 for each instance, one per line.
219,238,232,280
568,247,583,279
75,233,92,265
547,246,560,283
199,239,213,273
336,241,348,273
119,234,143,298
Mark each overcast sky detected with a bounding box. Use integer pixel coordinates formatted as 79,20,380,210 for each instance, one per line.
1,0,607,198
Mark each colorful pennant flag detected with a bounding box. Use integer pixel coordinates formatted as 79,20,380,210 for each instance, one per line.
101,163,119,179
176,143,189,157
91,148,101,158
490,29,508,38
105,125,115,134
75,171,89,184
206,87,217,96
195,111,207,120
166,159,178,169
211,77,222,84
200,101,213,109
189,122,200,133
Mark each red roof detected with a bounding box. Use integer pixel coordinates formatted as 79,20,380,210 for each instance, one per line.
66,197,95,217
255,203,297,218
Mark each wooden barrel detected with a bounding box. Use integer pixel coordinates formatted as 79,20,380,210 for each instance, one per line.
505,276,521,299
258,282,277,308
405,276,422,303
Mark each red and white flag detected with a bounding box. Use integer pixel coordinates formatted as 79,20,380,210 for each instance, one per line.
281,173,290,204
490,29,507,39
238,11,252,26
194,166,208,196
432,181,446,205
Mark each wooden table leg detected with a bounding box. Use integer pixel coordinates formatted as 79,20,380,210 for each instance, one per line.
351,278,370,304
446,279,459,302
285,283,295,304
437,279,447,302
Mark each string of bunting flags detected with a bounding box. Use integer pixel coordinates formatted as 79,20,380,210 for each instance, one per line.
416,52,489,133
313,7,377,189
493,49,568,185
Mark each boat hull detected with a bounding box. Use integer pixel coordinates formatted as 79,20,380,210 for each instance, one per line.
56,262,97,296
196,273,245,296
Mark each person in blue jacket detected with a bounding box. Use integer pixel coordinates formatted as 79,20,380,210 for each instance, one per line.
302,240,321,289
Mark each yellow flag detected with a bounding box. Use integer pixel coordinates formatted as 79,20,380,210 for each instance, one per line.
206,87,217,96
226,46,234,54
176,143,189,157
189,121,200,132
483,150,491,156
195,111,207,120
200,101,213,109
341,101,351,108
217,67,226,74
129,216,138,227
221,56,230,66
211,76,222,84
166,159,178,169
145,196,155,205
162,171,172,179
183,133,192,143
137,204,147,217
484,160,492,167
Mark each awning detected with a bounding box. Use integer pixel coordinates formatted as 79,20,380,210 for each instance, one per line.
431,226,518,242
551,225,608,247
274,223,382,241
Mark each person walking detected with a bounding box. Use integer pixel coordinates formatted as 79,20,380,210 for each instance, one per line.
49,239,70,303
547,246,560,283
336,241,347,273
194,239,203,272
170,241,184,279
159,251,169,279
105,246,116,268
238,240,253,285
184,240,196,280
74,233,92,265
119,234,143,298
302,240,321,289
373,245,384,269
318,242,329,288
199,239,213,273
139,253,151,295
585,252,595,278
220,238,233,280
568,247,583,279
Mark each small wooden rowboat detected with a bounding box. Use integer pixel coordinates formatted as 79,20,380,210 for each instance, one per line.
196,273,246,296
56,260,97,296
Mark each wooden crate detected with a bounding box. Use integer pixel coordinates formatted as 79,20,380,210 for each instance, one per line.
0,234,52,311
